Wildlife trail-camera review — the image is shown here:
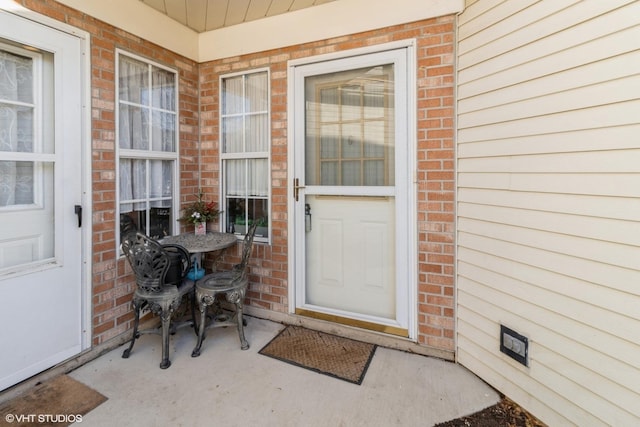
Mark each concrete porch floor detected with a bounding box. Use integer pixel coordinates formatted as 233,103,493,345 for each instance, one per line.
60,317,499,426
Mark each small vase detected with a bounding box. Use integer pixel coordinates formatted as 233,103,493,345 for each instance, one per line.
194,222,206,235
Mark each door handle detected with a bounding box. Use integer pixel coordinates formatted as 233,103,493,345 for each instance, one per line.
293,178,305,202
74,205,82,228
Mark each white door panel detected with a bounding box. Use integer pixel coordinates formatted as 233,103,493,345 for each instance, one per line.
306,196,396,318
0,10,85,391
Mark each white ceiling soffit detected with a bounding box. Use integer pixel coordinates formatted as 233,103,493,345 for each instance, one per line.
199,0,464,61
139,0,337,33
48,0,464,62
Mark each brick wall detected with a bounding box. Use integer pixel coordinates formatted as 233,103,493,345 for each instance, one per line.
200,16,456,352
18,0,200,346
17,0,456,353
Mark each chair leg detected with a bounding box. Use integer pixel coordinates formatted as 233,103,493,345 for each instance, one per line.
236,300,249,350
191,297,209,357
190,289,198,335
122,299,142,359
159,308,172,369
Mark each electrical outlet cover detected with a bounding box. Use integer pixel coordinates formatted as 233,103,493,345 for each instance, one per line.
500,324,528,366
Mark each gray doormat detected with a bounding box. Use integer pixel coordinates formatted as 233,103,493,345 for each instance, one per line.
259,326,377,385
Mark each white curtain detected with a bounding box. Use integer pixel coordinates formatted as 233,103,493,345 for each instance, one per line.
249,158,268,196
119,56,175,212
0,49,34,207
223,72,268,198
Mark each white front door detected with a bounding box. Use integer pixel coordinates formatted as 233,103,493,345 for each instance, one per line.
0,11,86,391
292,46,415,337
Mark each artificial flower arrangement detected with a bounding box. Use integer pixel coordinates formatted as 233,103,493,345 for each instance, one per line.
178,190,221,226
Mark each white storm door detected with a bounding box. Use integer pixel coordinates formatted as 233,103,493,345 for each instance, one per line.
292,47,413,337
0,12,85,391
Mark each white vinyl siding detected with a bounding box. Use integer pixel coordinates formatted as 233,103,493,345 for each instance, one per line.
456,1,640,426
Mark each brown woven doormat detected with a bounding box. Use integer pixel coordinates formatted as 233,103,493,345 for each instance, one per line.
259,326,376,385
0,375,107,426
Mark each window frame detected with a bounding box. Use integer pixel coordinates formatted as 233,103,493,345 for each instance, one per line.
219,68,271,243
115,50,180,248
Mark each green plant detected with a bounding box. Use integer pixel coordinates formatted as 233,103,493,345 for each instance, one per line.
178,190,221,225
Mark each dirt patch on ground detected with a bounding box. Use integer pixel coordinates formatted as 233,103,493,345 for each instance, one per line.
435,396,547,427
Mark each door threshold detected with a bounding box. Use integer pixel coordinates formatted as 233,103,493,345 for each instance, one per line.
295,309,408,337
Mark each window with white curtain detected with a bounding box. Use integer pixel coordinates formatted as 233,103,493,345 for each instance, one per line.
221,70,270,239
117,52,177,241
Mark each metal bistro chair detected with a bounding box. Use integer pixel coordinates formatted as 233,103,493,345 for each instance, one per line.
191,221,259,357
121,232,196,369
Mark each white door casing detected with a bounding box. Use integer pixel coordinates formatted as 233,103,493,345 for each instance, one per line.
289,42,416,338
0,9,89,391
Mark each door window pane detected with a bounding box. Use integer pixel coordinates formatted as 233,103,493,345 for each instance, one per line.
0,49,33,103
0,49,37,207
0,105,34,153
0,161,33,205
0,43,55,270
305,64,395,186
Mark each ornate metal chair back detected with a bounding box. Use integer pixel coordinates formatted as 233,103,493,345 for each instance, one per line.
122,232,170,293
233,220,260,277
